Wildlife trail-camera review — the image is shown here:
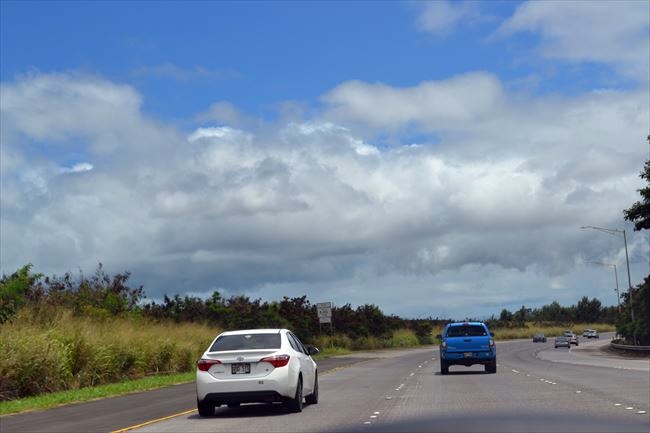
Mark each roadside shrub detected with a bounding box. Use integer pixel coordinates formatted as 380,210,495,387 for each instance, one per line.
389,329,419,347
0,307,216,401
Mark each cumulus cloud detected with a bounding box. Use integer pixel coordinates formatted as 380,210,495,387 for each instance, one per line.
1,72,647,317
415,1,480,36
323,72,505,132
497,1,650,81
195,101,254,127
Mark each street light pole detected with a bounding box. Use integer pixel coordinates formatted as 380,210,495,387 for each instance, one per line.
589,261,621,313
580,226,633,292
613,264,621,313
581,225,636,343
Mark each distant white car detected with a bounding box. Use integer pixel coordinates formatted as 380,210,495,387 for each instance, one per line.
583,329,599,339
563,330,579,346
196,329,319,416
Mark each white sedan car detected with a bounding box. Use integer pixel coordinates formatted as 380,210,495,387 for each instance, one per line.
196,328,319,416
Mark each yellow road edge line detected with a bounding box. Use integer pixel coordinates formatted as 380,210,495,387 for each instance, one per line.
109,408,196,433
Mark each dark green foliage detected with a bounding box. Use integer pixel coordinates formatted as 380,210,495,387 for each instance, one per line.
0,264,42,323
619,152,650,345
494,298,615,328
3,263,620,345
575,296,602,323
623,160,650,231
616,277,650,345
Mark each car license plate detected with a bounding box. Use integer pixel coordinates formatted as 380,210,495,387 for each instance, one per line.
231,363,251,374
463,352,473,358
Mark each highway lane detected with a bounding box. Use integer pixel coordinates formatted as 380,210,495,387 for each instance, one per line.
0,356,374,433
2,337,648,433
128,338,649,433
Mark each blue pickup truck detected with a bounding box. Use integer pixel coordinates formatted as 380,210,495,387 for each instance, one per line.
437,322,496,374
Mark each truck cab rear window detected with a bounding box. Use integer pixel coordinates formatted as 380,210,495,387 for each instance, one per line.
446,325,487,337
209,334,281,351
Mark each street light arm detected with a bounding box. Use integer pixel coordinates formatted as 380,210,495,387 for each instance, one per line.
580,226,623,236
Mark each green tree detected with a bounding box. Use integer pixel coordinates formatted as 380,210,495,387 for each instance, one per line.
0,264,42,322
623,159,650,231
513,305,531,327
575,296,602,323
499,308,513,324
619,144,650,344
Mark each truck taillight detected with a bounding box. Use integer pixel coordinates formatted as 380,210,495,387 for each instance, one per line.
197,358,221,371
489,338,495,348
441,341,447,350
260,354,290,368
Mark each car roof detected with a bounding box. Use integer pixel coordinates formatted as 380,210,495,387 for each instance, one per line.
219,329,285,336
447,322,486,327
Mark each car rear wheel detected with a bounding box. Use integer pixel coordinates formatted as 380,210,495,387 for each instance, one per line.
440,359,449,375
197,399,214,417
305,373,319,405
485,360,497,374
286,377,303,413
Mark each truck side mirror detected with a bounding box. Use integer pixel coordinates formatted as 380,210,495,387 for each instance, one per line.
436,334,442,340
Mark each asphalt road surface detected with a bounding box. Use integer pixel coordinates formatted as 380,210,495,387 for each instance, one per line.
2,334,648,433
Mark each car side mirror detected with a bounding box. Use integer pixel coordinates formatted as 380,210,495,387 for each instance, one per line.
436,334,442,340
307,346,319,356
490,332,495,337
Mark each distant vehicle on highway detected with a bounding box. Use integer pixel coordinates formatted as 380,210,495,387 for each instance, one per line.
196,328,319,416
532,333,547,343
563,330,579,345
554,336,571,348
437,322,496,374
583,329,599,339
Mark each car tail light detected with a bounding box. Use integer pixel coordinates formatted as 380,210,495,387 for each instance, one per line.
260,354,290,368
441,341,447,350
489,338,495,348
197,358,221,371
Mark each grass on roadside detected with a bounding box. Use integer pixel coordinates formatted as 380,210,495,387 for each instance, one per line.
491,323,615,340
0,372,195,416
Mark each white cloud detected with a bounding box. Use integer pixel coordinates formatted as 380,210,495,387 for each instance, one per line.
415,1,479,36
60,162,94,174
323,72,505,131
497,1,650,81
1,72,647,317
195,101,253,127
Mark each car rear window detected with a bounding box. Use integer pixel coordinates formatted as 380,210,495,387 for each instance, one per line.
446,325,487,337
209,333,281,351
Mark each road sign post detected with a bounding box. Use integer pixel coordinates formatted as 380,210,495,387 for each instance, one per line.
316,302,333,346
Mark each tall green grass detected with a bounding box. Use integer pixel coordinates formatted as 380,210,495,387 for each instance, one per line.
312,328,420,352
0,306,217,400
491,323,615,340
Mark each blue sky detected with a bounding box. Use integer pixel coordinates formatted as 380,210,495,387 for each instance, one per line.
1,1,649,318
2,1,633,121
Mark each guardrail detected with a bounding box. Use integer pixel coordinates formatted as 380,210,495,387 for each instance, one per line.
610,339,650,354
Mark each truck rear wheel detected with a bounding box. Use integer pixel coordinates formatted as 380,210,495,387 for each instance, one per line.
485,360,497,374
440,359,449,375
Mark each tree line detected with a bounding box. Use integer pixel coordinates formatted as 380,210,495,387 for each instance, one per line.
0,262,629,344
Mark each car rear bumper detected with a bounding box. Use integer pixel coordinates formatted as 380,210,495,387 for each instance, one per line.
201,391,286,404
196,369,296,401
442,351,495,365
